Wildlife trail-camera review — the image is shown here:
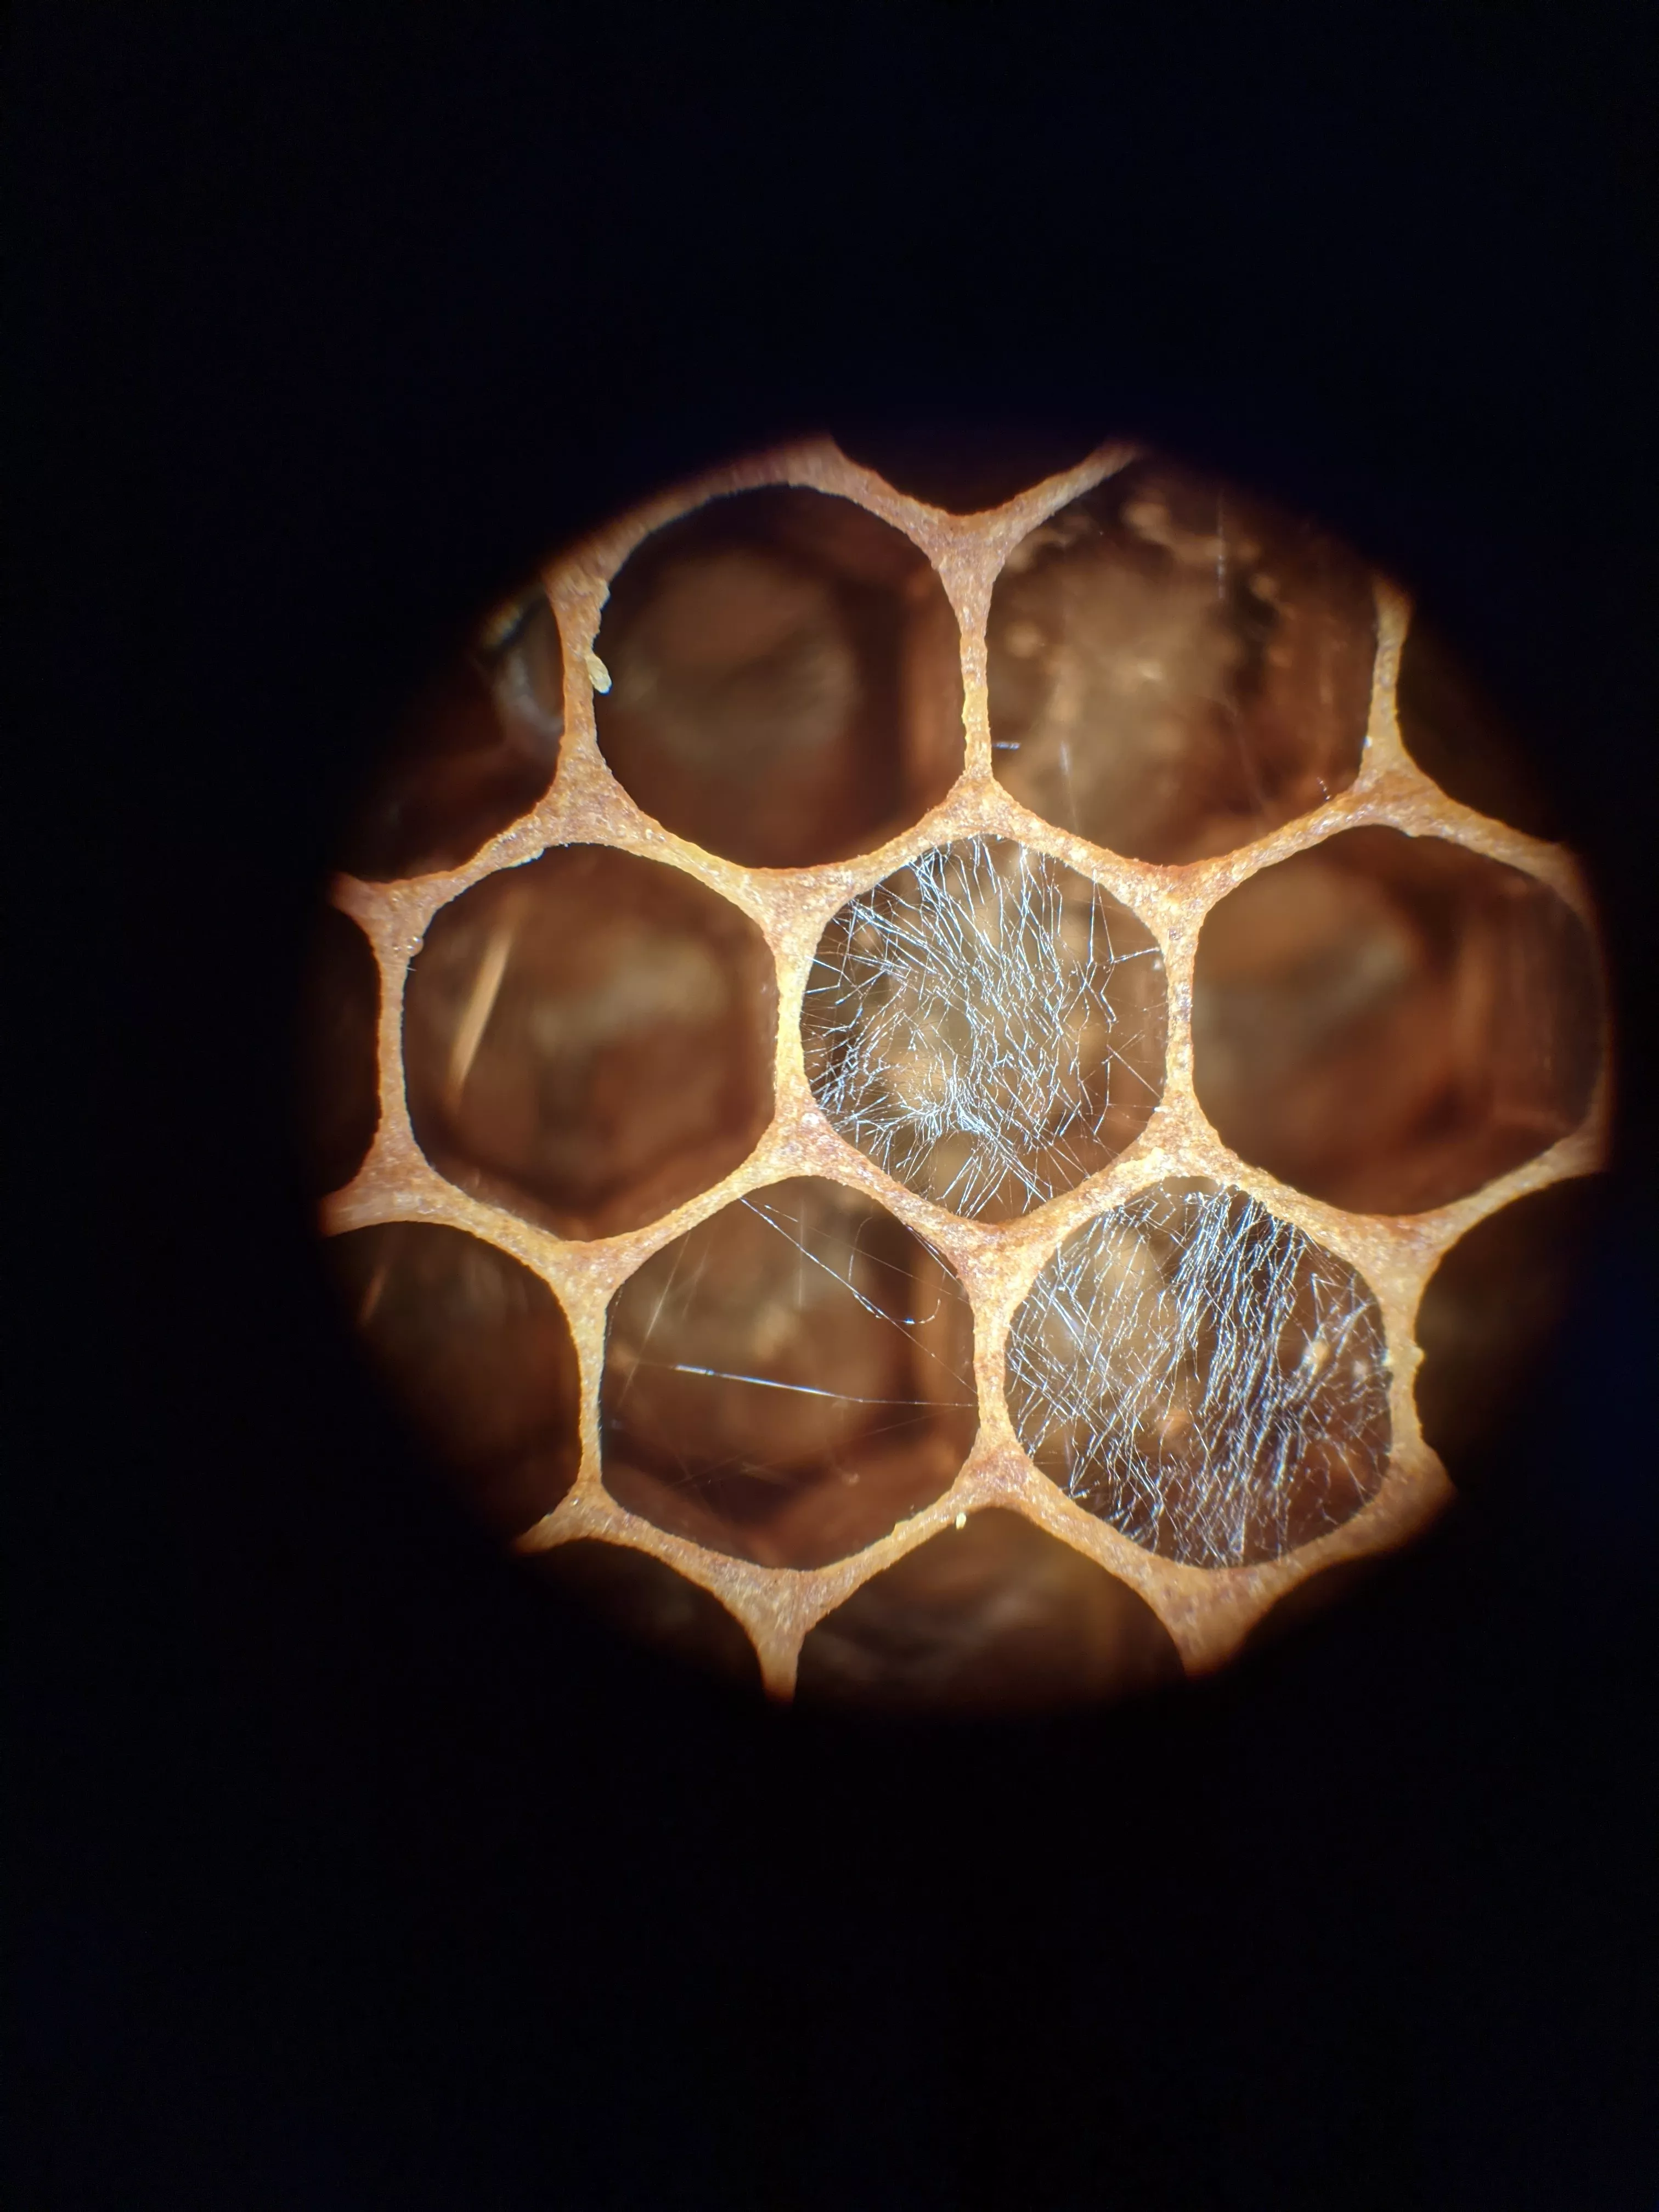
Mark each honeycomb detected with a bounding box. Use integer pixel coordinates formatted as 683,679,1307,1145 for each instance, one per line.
308,437,1609,1711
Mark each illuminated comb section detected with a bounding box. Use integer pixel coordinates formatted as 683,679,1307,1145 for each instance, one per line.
307,437,1609,1708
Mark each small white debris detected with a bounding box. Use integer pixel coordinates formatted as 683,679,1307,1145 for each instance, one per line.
585,650,612,695
955,1510,967,1530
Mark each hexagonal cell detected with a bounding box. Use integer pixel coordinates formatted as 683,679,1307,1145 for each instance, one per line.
795,1509,1181,1714
531,1541,761,1691
592,487,963,867
404,845,777,1240
802,836,1166,1221
600,1177,977,1570
1006,1181,1391,1568
988,455,1375,861
295,904,380,1198
1395,611,1559,842
829,420,1100,513
1415,1177,1605,1477
342,586,564,882
330,1222,580,1536
1192,828,1604,1215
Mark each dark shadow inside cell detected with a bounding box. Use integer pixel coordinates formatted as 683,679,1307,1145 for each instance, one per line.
1192,827,1604,1214
795,1509,1182,1714
1006,1182,1391,1568
529,1540,761,1691
803,837,1167,1220
341,588,565,881
592,487,964,867
404,844,777,1240
329,1222,580,1536
600,1177,978,1571
1396,612,1560,842
1241,1550,1396,1655
295,903,380,1198
987,455,1376,862
1415,1177,1606,1479
829,419,1102,514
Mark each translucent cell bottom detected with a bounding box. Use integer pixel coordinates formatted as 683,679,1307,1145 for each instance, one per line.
1193,829,1602,1214
404,844,777,1240
592,485,964,868
601,1178,978,1570
796,1510,1182,1714
1007,1182,1391,1568
804,837,1166,1220
330,1222,581,1535
987,455,1375,863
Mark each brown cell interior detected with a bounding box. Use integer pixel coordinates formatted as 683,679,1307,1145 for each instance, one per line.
329,1222,580,1536
828,422,1101,514
802,837,1167,1220
1415,1177,1605,1475
795,1509,1182,1714
404,845,777,1240
1396,613,1560,842
1192,828,1604,1214
988,456,1375,862
532,1540,761,1691
342,589,565,882
295,903,380,1198
592,487,964,867
1006,1182,1391,1568
600,1177,978,1570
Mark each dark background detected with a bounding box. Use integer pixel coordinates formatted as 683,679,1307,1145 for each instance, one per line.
15,7,1658,2208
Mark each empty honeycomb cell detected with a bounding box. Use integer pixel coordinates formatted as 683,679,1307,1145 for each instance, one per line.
330,1222,580,1536
404,844,777,1240
1192,827,1603,1215
1006,1181,1391,1568
987,456,1375,862
591,487,963,868
296,903,380,1197
802,836,1167,1220
532,1541,761,1691
600,1177,978,1570
795,1508,1182,1714
343,588,564,882
1414,1177,1605,1476
1395,612,1559,842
